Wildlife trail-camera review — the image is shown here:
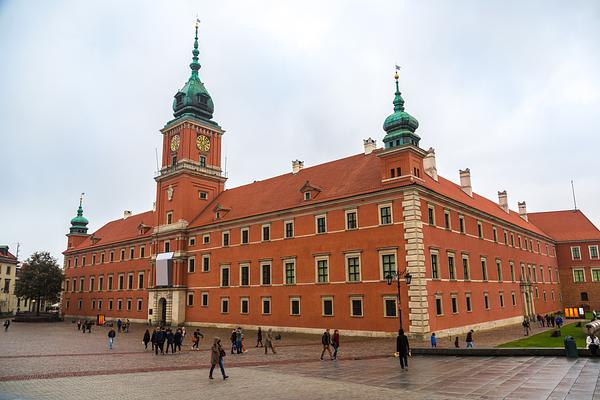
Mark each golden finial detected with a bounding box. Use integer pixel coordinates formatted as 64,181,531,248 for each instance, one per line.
394,65,401,80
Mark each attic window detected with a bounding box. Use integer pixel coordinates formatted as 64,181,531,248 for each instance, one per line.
199,191,208,200
175,93,183,106
304,192,311,201
390,169,395,178
216,212,221,220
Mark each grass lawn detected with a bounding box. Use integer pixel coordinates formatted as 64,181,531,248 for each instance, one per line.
497,322,588,348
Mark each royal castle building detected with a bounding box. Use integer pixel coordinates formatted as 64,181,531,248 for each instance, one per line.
62,26,599,337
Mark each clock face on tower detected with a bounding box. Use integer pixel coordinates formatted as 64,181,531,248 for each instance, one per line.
170,135,180,152
196,134,210,152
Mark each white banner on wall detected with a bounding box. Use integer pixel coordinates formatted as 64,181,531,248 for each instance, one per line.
156,252,174,287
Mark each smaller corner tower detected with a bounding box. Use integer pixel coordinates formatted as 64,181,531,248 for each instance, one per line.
66,193,90,249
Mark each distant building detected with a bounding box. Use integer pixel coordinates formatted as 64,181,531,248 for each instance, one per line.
61,25,596,337
0,245,18,314
529,210,600,313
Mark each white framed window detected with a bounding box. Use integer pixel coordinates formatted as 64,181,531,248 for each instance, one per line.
448,253,456,280
345,209,358,230
201,292,209,307
496,260,502,282
350,296,363,317
117,299,123,310
117,274,124,290
511,291,517,306
492,227,498,243
89,276,95,292
187,292,194,306
91,299,96,310
379,203,393,225
120,249,125,261
240,263,250,286
316,256,329,283
98,276,104,291
477,221,483,239
484,292,490,310
189,237,196,246
345,253,361,282
465,293,472,312
462,254,470,281
379,249,397,280
202,254,210,272
427,205,435,226
108,299,113,310
451,294,458,314
548,266,552,283
261,262,272,285
304,192,311,201
241,227,249,244
431,251,439,279
290,297,301,316
322,296,334,316
510,262,515,282
166,211,173,225
138,272,144,289
499,292,505,307
459,215,465,233
129,247,135,259
262,224,271,241
98,300,102,310
203,234,210,244
137,298,142,311
139,246,145,258
188,257,196,273
591,269,600,282
540,267,545,283
240,297,249,314
221,297,229,313
481,257,488,281
444,209,451,230
220,265,230,287
315,214,327,234
222,231,230,247
435,295,443,316
284,220,294,238
590,245,599,260
164,241,170,252
284,259,296,285
573,268,585,283
262,297,271,315
127,273,134,290
384,296,397,317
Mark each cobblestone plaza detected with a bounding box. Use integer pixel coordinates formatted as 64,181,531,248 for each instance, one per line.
1,322,600,399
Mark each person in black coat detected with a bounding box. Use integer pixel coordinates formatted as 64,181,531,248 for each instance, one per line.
166,329,175,354
396,329,410,370
155,328,166,355
150,329,157,352
143,329,151,350
174,329,183,353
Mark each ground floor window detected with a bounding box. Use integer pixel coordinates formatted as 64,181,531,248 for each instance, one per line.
137,299,142,311
201,292,208,307
221,297,229,313
384,297,397,317
350,297,363,317
435,296,443,316
241,297,249,314
322,297,334,316
290,297,300,316
451,295,458,314
262,297,271,315
187,292,194,306
465,293,472,312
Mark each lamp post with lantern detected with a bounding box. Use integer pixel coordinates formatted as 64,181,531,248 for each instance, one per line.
386,269,412,331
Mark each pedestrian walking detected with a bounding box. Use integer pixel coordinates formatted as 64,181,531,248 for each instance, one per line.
3,319,10,331
332,329,340,360
396,329,410,370
587,334,600,356
256,327,263,347
155,328,166,355
150,328,157,352
192,329,204,350
174,328,183,353
522,318,530,336
108,328,116,350
264,328,276,354
556,315,564,329
117,319,122,333
230,330,237,354
166,329,175,354
209,337,228,380
125,319,130,333
143,329,151,350
235,328,243,354
454,336,459,348
320,329,333,360
466,329,474,348
77,319,81,331
430,332,437,348
86,320,92,333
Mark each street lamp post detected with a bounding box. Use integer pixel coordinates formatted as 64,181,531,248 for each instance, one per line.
386,269,412,331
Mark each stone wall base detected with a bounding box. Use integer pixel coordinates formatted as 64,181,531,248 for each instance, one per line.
432,315,524,339
63,314,148,324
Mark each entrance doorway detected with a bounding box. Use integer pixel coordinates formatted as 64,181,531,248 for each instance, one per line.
158,297,167,326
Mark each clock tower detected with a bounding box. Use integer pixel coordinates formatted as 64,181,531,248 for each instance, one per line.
154,22,226,228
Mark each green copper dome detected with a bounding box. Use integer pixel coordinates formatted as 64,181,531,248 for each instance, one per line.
382,74,420,148
69,197,89,235
172,23,214,121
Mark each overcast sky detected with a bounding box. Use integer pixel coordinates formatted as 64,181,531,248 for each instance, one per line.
1,1,599,263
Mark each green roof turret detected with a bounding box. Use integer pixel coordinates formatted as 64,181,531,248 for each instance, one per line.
69,193,89,235
172,20,214,121
382,70,420,148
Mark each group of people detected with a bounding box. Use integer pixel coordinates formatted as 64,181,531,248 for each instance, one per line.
76,319,93,333
536,313,563,328
147,327,186,355
320,328,340,360
431,330,475,348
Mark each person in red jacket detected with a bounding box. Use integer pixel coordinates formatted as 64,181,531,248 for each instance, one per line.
332,329,340,360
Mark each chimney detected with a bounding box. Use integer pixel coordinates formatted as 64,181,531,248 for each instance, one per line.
423,147,438,181
0,245,8,256
459,168,472,197
152,202,156,212
292,160,304,174
518,201,528,221
123,210,132,219
363,138,376,155
498,190,509,213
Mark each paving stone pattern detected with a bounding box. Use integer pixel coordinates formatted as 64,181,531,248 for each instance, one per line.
1,321,600,399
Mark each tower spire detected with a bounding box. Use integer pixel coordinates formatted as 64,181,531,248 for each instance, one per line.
382,66,420,149
393,68,405,112
190,18,201,79
69,193,89,235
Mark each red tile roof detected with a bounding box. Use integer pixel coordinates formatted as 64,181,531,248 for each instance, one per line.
189,150,551,238
528,210,600,242
0,251,18,264
67,210,155,252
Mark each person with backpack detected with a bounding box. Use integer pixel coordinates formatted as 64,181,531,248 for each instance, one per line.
108,328,116,350
209,337,228,380
320,329,333,360
155,328,166,355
